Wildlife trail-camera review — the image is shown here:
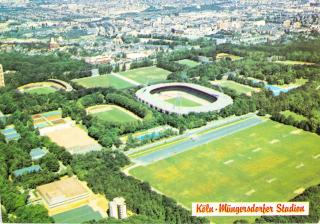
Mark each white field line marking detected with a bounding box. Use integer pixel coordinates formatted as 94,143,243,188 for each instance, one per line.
245,189,255,196
296,162,304,169
313,154,320,159
111,73,140,86
267,178,277,184
252,147,262,152
224,159,234,165
269,139,279,144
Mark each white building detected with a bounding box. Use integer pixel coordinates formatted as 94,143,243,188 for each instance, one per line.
0,64,5,88
109,197,127,219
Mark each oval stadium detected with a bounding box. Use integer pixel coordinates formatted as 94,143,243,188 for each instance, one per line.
136,82,233,115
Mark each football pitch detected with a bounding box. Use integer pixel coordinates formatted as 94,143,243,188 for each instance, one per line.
72,75,134,89
119,66,171,84
87,105,141,123
25,86,57,94
52,205,102,223
212,80,257,95
166,97,201,107
130,120,320,223
177,59,200,68
216,53,242,61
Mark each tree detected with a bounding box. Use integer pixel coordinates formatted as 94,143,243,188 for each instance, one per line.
14,205,53,223
40,154,60,172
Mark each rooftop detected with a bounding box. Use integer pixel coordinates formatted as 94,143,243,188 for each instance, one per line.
37,177,90,207
30,147,48,160
14,165,41,177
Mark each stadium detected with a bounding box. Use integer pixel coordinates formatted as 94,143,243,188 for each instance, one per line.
17,79,73,94
136,82,233,115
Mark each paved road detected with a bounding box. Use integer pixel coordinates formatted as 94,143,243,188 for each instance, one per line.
126,113,257,156
132,116,264,165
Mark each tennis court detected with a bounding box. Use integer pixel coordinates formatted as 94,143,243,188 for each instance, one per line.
32,110,65,129
52,205,102,223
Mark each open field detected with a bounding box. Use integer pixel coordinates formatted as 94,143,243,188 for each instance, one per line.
275,78,308,89
216,53,242,61
166,96,202,107
24,86,57,94
176,59,201,68
119,66,171,84
87,104,141,123
130,120,320,223
52,205,102,223
280,110,308,122
44,124,102,154
72,75,134,89
274,60,315,66
212,80,257,95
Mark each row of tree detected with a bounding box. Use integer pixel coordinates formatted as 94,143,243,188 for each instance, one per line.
71,150,209,224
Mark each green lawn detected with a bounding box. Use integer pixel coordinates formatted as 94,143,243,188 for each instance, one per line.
275,78,308,89
216,53,242,61
166,97,201,107
280,110,308,122
52,205,102,223
213,80,256,94
92,108,139,123
176,59,200,68
72,75,134,89
25,87,57,94
119,66,171,84
130,120,320,223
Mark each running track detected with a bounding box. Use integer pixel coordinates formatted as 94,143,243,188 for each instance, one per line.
132,116,264,165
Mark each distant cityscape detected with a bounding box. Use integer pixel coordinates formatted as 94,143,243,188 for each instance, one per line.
0,0,319,67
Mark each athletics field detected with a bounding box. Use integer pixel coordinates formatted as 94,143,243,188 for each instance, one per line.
25,86,57,94
166,96,202,107
86,104,141,123
130,119,320,223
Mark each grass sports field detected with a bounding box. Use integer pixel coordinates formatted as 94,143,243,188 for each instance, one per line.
177,59,201,68
166,97,201,107
72,75,134,89
212,80,256,95
130,120,320,223
24,86,57,94
275,78,308,89
87,105,141,123
216,53,242,61
119,66,171,84
274,60,315,66
52,205,102,223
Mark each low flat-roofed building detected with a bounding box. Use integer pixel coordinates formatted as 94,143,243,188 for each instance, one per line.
14,165,41,177
37,177,90,208
1,125,21,143
30,147,48,161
